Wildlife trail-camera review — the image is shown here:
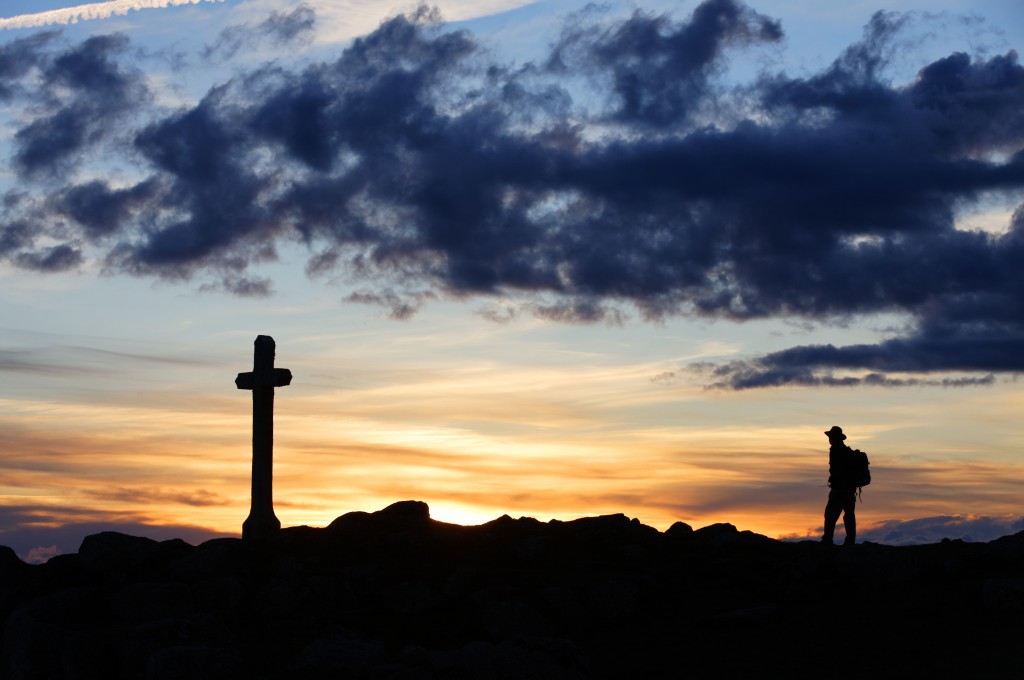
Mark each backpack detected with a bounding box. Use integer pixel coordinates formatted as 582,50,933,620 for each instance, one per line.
850,448,871,493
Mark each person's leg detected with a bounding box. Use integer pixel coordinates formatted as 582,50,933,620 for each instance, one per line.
842,493,857,545
822,492,841,544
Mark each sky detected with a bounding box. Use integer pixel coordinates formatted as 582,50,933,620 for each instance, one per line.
1,0,1022,562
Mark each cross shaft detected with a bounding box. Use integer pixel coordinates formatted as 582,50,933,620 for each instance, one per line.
236,335,291,540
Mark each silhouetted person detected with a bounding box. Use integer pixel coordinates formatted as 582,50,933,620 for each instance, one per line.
821,425,856,546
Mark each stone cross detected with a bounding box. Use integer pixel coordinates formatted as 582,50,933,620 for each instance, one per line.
235,335,292,540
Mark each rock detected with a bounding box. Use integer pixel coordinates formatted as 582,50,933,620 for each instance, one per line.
328,500,431,534
111,582,194,623
691,522,739,545
290,632,388,676
0,546,28,616
39,552,90,587
369,500,433,535
0,545,24,573
146,646,246,680
991,530,1024,561
583,577,640,621
381,580,440,616
155,538,196,564
459,638,588,680
117,615,230,676
665,521,694,539
3,501,1024,679
3,587,101,678
983,577,1024,612
168,538,247,580
480,599,551,639
516,534,549,562
188,575,245,614
541,585,588,629
690,522,778,551
78,531,160,577
325,510,371,532
560,514,659,544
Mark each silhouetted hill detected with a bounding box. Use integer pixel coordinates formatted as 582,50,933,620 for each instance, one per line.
3,501,1024,679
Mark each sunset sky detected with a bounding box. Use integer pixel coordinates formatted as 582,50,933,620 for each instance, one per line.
1,0,1023,562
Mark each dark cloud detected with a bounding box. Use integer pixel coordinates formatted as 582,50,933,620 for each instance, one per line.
702,333,1010,389
345,289,436,320
0,220,31,255
12,33,149,178
530,298,627,326
550,0,782,126
14,244,82,272
200,274,274,298
117,88,281,276
1,2,1022,386
52,179,162,238
0,30,60,100
910,49,1024,158
204,3,317,61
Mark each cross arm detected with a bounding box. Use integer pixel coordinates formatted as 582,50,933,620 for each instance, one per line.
236,367,293,390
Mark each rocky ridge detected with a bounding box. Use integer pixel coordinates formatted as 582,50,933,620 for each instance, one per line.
3,500,1024,679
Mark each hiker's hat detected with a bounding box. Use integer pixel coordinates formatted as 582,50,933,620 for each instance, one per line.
824,426,846,440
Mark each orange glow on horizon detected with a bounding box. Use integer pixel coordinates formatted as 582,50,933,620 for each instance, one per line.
4,358,1024,547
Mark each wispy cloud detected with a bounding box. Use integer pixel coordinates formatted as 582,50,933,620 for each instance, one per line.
202,3,316,62
0,0,224,31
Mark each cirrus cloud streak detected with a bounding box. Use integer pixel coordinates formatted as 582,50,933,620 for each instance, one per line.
0,0,224,31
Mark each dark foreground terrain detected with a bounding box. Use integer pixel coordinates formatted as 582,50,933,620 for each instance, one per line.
3,501,1023,679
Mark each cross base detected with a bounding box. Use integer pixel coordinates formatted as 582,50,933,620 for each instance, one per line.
242,508,281,541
